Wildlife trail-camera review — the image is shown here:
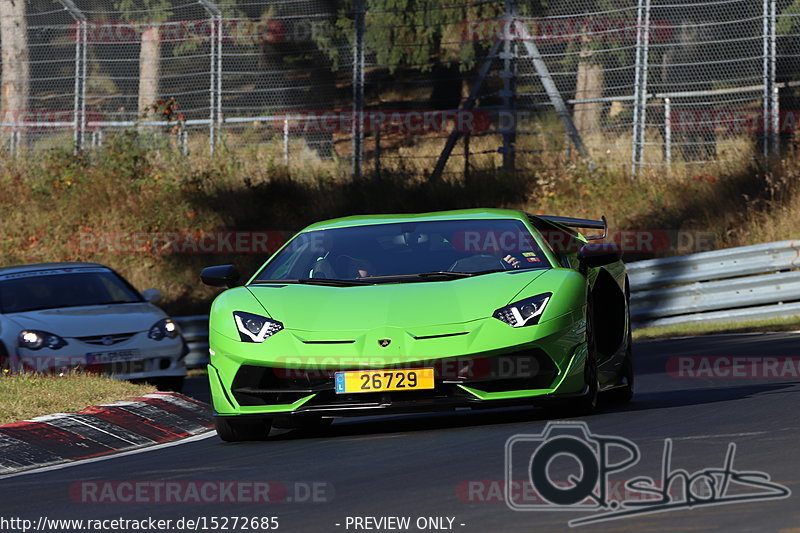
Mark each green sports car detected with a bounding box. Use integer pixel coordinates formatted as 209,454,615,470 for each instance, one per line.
201,209,633,441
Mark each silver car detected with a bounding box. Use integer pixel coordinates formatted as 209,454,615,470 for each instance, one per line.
0,262,187,391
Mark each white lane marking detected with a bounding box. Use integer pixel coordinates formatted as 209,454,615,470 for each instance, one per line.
0,431,216,480
670,431,767,441
64,416,140,446
636,331,800,342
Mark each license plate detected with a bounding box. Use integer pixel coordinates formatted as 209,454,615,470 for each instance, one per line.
86,349,141,364
334,368,434,394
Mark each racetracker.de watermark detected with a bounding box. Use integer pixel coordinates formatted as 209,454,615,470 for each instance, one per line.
460,18,675,43
70,481,333,504
76,231,291,255
0,110,104,132
669,109,800,134
71,19,288,44
451,229,715,255
667,356,800,379
271,354,544,381
255,110,491,134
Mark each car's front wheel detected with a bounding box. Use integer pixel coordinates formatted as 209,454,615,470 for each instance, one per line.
606,328,634,405
561,303,600,416
154,376,185,393
215,417,272,442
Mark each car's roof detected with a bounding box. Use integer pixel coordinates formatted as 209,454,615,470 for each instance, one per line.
0,262,110,277
301,208,528,232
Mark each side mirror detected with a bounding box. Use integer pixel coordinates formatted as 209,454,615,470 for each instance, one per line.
201,265,241,288
578,243,622,270
141,289,162,304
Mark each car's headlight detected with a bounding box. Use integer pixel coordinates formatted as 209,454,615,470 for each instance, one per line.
233,311,283,343
148,318,179,340
493,293,552,328
18,330,68,350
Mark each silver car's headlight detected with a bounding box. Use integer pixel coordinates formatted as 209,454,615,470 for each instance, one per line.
493,293,552,328
18,330,68,350
233,311,283,343
148,318,179,340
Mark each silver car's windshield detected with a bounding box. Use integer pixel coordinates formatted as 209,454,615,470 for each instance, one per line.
0,268,143,313
254,219,550,282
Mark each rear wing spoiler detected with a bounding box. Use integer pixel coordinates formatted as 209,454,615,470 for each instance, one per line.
534,215,608,240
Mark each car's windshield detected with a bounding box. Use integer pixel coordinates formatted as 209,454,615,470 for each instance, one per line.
254,218,550,282
0,268,143,313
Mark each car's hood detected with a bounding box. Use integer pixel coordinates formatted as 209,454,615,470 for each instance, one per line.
246,270,547,331
3,302,165,337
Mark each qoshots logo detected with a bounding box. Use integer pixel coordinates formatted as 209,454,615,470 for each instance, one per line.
504,421,790,526
70,481,333,504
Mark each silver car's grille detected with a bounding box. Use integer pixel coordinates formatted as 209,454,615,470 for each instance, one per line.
77,332,137,346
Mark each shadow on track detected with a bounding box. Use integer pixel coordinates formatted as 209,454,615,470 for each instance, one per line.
209,380,797,445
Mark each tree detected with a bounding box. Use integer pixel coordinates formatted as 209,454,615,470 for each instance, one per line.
1,0,30,145
114,0,170,121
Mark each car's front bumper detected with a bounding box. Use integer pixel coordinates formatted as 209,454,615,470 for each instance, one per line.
209,309,589,418
11,334,188,380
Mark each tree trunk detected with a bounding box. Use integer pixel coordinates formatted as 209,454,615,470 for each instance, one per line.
573,23,604,138
1,0,30,147
573,55,604,137
138,25,161,125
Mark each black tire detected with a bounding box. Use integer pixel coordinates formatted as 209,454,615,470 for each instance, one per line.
0,341,9,373
606,326,634,405
215,417,272,442
550,304,600,418
565,301,600,416
154,376,185,392
573,352,600,415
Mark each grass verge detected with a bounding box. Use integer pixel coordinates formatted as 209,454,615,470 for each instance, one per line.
633,316,800,341
1,130,799,315
0,374,155,426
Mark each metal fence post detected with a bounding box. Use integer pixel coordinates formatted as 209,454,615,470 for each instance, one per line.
283,114,289,166
58,0,86,153
501,0,517,172
198,0,221,156
351,0,365,180
632,0,651,176
460,132,469,181
81,20,87,147
375,128,381,178
762,0,770,160
770,0,778,156
73,22,83,152
209,16,218,155
216,12,223,152
664,97,672,167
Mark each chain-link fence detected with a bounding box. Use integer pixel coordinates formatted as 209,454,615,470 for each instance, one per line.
2,0,800,175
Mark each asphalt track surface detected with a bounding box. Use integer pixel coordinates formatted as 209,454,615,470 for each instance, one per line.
2,332,799,532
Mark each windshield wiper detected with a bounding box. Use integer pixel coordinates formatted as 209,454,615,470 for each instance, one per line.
297,278,370,287
357,271,483,283
251,278,369,287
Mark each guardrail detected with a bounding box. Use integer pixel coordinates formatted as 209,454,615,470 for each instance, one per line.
171,241,800,364
629,240,800,328
173,315,209,369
